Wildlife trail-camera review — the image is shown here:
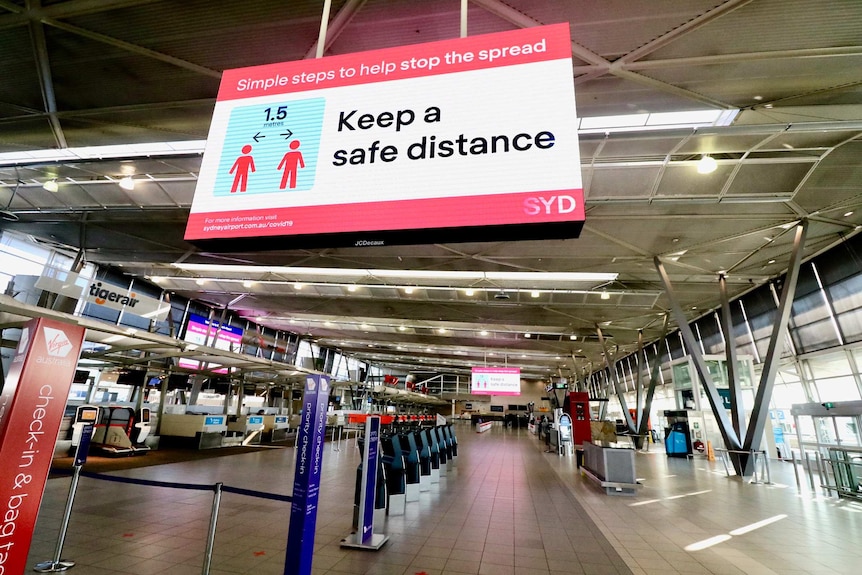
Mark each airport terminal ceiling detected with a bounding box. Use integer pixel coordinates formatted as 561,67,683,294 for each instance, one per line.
1,0,862,379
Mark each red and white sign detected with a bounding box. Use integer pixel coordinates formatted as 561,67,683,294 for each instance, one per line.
185,23,582,247
471,367,521,396
0,318,86,575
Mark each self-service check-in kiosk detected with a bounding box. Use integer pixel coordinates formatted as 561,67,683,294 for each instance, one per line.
434,426,449,472
398,432,422,501
557,412,574,457
70,405,99,453
227,414,265,444
418,428,440,485
90,406,150,457
131,407,152,447
415,430,431,491
160,412,228,449
381,433,407,515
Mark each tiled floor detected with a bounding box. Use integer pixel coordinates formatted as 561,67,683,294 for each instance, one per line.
26,422,862,575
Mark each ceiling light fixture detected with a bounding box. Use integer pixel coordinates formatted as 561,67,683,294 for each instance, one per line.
524,333,532,338
844,211,854,217
403,287,414,294
293,282,304,290
465,288,475,296
170,264,617,283
398,325,407,331
531,290,540,298
42,179,59,193
118,176,136,191
570,335,577,340
601,290,611,300
195,278,205,286
697,155,717,174
480,330,488,336
242,280,254,288
347,285,357,292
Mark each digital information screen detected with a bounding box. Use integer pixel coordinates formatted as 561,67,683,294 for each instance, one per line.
178,313,244,374
471,367,521,396
184,23,582,249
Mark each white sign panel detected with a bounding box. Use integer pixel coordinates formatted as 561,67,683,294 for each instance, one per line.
185,23,582,248
35,269,170,321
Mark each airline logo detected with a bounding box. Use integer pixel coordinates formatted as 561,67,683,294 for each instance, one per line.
89,281,140,307
43,327,73,357
321,379,328,392
307,378,316,391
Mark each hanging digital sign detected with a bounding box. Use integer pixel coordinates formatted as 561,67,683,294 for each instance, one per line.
178,313,244,374
471,367,521,396
185,23,582,250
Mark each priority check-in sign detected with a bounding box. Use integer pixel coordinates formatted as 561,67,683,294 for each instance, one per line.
185,23,583,249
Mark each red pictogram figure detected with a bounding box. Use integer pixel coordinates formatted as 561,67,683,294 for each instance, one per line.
278,140,305,189
230,144,256,193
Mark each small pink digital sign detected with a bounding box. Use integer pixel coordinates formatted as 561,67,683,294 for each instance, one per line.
471,367,521,396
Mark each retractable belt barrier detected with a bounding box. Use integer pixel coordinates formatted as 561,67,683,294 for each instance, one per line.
48,469,292,575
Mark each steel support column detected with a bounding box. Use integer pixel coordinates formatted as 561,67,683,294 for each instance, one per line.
720,274,746,442
637,316,669,444
597,326,636,433
743,220,808,455
598,369,609,421
635,331,644,432
654,257,742,457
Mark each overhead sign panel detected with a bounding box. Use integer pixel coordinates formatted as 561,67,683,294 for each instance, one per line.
185,23,582,249
471,367,521,396
35,268,170,321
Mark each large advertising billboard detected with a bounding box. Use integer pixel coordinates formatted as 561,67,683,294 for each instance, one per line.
185,23,582,249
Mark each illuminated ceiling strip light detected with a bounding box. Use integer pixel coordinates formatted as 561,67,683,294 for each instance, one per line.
0,140,208,166
198,279,638,296
171,263,617,283
578,109,738,134
0,111,735,166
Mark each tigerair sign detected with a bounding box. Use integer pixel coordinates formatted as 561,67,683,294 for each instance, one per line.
0,318,86,575
35,269,170,321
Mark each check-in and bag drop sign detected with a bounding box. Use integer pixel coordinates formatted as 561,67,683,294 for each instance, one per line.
184,23,583,248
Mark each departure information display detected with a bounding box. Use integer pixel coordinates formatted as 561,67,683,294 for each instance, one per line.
185,23,582,249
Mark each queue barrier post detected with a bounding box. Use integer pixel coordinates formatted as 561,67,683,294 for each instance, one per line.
33,464,82,573
202,482,223,575
40,470,293,575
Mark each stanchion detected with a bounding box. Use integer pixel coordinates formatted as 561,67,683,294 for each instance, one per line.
202,482,223,575
791,450,801,491
33,465,82,573
34,423,94,573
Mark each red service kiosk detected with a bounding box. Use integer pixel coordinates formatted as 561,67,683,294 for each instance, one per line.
566,392,592,446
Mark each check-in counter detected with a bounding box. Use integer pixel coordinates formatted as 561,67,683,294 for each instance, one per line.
263,414,292,442
227,415,265,444
160,413,228,449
